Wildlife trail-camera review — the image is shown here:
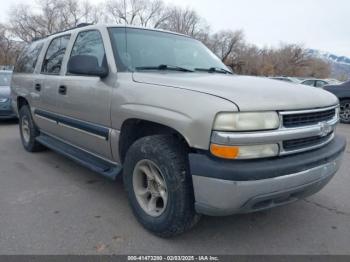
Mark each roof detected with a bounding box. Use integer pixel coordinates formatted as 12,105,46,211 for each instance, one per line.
34,23,191,42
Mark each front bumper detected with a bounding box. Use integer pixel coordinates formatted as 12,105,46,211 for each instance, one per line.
189,135,346,216
0,99,17,119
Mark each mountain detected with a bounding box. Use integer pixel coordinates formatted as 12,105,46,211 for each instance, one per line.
307,49,350,80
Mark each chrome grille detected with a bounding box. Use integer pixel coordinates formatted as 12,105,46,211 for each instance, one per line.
283,132,333,151
283,108,336,128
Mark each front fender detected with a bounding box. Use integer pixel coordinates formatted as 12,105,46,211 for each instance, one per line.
111,78,238,151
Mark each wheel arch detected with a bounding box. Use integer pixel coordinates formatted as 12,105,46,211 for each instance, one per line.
118,118,192,164
17,96,30,111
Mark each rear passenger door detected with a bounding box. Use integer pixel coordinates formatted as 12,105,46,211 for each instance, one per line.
55,30,113,159
12,41,44,115
34,35,71,137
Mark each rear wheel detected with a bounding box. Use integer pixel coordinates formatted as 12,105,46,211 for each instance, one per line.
340,99,350,124
123,135,200,237
19,105,45,152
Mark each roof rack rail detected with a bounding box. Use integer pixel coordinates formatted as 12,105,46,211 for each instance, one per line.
32,37,43,42
76,23,93,28
31,23,94,42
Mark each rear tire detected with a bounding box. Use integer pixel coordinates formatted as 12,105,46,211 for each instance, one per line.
340,99,350,124
19,105,45,152
123,135,200,237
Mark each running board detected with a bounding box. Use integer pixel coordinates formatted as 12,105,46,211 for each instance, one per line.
36,134,122,180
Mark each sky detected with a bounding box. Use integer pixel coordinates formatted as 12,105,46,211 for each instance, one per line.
1,0,350,57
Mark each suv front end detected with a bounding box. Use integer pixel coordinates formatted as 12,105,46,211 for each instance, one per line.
190,105,346,216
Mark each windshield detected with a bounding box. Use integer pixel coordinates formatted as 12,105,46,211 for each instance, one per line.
0,72,12,86
108,28,229,72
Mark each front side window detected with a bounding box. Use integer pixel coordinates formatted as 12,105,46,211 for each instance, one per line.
14,42,44,73
42,35,70,74
70,30,106,68
108,28,228,72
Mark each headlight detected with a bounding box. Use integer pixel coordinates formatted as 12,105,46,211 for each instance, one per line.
210,143,279,159
213,112,280,131
0,97,9,103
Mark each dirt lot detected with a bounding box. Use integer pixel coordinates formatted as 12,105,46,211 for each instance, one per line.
0,120,349,255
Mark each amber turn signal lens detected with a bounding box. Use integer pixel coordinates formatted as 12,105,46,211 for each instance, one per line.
210,144,240,159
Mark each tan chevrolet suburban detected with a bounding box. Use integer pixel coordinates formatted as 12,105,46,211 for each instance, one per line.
11,24,346,237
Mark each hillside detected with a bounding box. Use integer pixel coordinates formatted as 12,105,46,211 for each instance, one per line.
307,49,350,80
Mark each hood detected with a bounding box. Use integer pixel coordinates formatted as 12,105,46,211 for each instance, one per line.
133,73,338,111
0,86,10,97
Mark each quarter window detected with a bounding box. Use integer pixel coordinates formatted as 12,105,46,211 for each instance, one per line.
14,42,44,73
42,35,70,74
70,30,106,68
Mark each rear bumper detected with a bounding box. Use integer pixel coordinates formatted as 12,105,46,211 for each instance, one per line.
189,135,346,216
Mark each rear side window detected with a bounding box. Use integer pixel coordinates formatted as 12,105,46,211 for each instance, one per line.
42,35,70,75
303,80,315,86
14,42,44,73
70,30,106,68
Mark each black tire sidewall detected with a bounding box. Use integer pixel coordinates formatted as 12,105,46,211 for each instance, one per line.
123,136,197,237
340,100,350,124
126,151,174,225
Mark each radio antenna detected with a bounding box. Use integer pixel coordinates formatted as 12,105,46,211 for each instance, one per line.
123,0,128,65
124,0,127,25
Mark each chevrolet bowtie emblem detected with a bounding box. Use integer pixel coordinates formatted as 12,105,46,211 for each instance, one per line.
319,122,333,137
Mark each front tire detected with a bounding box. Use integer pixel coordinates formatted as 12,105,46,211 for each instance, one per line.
340,99,350,124
123,135,200,237
19,105,45,152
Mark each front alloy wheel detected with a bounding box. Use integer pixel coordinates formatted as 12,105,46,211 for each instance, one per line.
133,159,168,217
123,135,200,237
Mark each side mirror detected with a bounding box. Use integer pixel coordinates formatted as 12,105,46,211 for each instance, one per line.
67,55,108,78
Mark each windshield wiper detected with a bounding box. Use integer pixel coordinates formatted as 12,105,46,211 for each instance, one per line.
136,64,194,72
195,67,233,74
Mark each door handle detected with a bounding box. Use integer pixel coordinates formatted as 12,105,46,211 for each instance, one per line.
35,83,41,92
58,85,67,95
